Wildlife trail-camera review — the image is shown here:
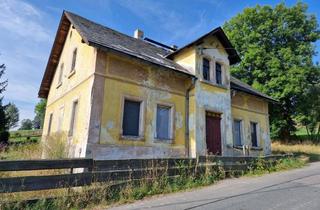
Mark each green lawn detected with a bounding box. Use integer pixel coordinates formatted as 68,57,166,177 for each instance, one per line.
9,129,42,144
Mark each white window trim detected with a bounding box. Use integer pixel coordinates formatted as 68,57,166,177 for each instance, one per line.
154,102,175,142
200,55,227,88
233,118,244,147
120,95,145,140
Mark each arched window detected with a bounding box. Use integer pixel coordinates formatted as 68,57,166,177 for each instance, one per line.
71,48,77,72
202,58,210,81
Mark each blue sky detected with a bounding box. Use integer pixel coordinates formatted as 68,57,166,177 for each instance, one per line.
0,0,319,126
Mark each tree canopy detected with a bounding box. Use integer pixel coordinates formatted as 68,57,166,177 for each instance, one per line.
4,103,19,129
223,2,320,139
19,119,33,130
34,99,46,129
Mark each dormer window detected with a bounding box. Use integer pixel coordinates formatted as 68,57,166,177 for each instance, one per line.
202,58,210,81
216,63,222,85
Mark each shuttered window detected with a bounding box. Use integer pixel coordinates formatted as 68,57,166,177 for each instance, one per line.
233,120,242,146
122,100,141,136
47,113,53,135
156,105,171,140
203,58,210,81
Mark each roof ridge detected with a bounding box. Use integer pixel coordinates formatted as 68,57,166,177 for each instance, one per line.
64,10,171,55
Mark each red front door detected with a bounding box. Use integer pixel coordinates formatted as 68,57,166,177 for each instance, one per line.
205,112,222,155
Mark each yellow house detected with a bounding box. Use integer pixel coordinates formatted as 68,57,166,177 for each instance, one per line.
39,11,276,159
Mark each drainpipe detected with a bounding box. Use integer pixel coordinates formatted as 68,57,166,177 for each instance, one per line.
185,77,196,158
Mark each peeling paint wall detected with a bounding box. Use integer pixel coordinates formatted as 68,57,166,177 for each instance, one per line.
42,25,96,158
86,52,190,159
231,92,271,155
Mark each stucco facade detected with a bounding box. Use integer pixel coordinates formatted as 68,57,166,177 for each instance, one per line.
40,11,274,160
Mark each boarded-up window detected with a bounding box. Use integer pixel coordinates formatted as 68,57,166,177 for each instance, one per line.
156,105,171,140
47,113,53,135
203,58,210,81
69,100,78,137
233,120,242,146
58,63,64,85
250,122,258,147
122,100,141,136
71,48,77,72
216,63,222,85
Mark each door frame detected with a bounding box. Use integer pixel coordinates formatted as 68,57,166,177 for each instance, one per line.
205,110,223,155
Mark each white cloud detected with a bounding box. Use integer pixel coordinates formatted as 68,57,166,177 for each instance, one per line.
0,0,50,42
0,0,53,123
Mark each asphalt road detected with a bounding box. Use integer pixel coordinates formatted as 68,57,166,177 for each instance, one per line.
108,162,320,210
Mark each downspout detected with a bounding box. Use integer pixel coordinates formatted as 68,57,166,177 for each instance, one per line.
185,77,196,157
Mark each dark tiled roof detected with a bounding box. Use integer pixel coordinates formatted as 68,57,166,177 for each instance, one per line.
39,10,275,103
230,76,277,102
65,11,193,76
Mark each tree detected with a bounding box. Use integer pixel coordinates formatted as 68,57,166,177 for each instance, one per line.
4,103,19,129
0,100,9,144
34,99,46,129
0,61,9,144
19,119,33,130
223,2,320,139
0,63,7,95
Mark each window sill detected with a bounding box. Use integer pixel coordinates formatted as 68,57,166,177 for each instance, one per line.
68,70,76,78
233,145,244,150
200,79,228,90
121,135,144,141
251,146,263,151
56,82,62,89
154,138,173,144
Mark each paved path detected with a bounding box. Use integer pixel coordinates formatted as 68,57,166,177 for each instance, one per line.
108,162,320,210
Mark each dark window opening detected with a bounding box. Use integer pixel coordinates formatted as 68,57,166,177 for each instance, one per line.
250,122,258,147
202,58,210,81
216,63,222,84
233,120,242,146
122,100,141,136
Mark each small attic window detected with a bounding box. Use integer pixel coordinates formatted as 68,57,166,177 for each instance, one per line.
70,30,73,39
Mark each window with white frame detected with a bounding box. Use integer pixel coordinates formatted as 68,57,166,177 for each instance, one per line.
122,99,143,137
202,58,210,81
58,63,64,86
215,62,222,85
250,122,258,147
156,105,173,140
233,119,242,146
71,48,77,72
69,100,78,137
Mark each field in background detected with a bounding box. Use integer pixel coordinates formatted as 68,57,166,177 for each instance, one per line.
272,141,320,162
9,129,42,144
